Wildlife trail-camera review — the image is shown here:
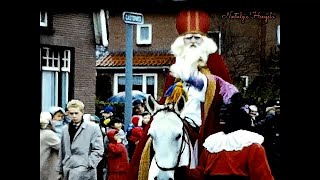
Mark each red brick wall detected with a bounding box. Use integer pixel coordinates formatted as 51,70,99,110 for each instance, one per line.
108,10,280,55
108,12,178,51
40,12,97,114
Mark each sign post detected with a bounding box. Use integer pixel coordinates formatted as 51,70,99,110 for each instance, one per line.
122,12,144,130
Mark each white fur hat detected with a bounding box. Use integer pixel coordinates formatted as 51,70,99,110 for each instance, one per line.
49,106,65,115
249,105,258,112
40,112,52,129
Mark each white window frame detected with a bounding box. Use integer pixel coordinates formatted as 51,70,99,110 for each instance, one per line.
240,75,249,90
61,50,71,72
40,46,71,111
114,73,158,99
41,47,60,71
40,11,48,27
136,24,152,45
207,31,221,55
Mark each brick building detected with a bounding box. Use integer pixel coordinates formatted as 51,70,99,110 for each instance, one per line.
40,10,97,114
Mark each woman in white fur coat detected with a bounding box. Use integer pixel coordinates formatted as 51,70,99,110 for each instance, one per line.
40,111,61,180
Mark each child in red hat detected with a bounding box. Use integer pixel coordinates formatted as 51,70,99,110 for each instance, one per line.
127,115,144,160
128,115,144,142
106,129,129,180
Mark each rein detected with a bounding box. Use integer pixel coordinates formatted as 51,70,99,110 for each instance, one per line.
151,105,192,171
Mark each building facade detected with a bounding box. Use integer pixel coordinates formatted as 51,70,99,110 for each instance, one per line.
40,10,97,114
96,8,280,102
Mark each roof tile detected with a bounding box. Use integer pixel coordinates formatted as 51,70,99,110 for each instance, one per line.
96,52,175,67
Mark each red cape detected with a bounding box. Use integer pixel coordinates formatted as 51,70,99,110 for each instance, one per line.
186,143,274,179
128,53,231,180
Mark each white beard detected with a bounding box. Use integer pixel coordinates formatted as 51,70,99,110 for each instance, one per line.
181,44,209,69
170,36,217,80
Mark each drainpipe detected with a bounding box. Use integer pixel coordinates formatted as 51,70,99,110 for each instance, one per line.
100,9,108,47
93,9,109,47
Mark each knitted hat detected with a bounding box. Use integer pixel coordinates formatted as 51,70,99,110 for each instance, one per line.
40,112,52,129
176,10,210,36
107,129,119,143
103,105,114,113
249,105,259,117
249,105,258,112
49,106,65,116
131,115,143,127
132,98,144,107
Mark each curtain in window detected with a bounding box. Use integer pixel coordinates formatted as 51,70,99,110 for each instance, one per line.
146,76,154,85
133,75,142,85
119,75,143,85
146,76,155,96
118,76,126,85
61,72,69,109
42,71,56,111
141,27,149,40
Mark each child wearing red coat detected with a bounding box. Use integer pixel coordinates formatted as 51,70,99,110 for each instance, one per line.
127,115,144,143
106,129,129,180
127,115,144,160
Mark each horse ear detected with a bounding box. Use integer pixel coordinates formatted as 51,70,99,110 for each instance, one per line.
174,95,186,115
145,95,159,116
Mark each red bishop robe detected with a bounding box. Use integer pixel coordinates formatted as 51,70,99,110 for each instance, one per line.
128,52,232,180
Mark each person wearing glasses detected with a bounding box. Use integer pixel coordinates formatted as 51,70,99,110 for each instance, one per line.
57,99,104,180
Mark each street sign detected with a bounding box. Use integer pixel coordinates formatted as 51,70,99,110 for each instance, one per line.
122,11,144,25
122,11,144,130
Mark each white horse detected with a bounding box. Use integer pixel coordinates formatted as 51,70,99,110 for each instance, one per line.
145,95,196,180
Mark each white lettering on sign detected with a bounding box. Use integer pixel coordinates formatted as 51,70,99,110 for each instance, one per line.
122,11,144,25
125,14,142,22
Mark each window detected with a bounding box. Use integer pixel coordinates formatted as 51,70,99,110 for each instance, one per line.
114,73,158,99
240,75,249,90
136,24,152,45
40,11,54,34
40,45,73,111
207,31,221,55
40,11,48,27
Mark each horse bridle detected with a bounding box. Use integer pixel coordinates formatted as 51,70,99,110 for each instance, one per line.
151,105,192,171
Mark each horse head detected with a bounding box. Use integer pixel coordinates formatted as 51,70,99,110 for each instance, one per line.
145,95,194,180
